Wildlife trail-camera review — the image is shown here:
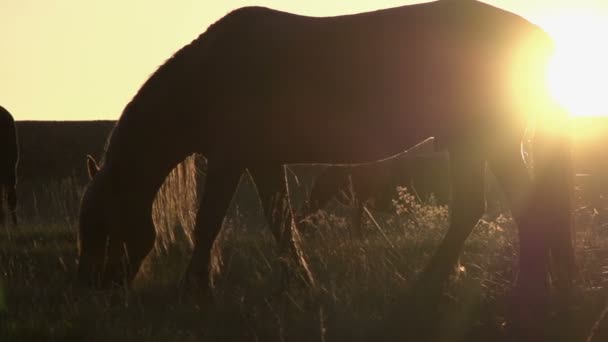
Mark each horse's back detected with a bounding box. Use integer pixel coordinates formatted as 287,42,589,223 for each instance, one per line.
123,0,552,165
196,0,549,163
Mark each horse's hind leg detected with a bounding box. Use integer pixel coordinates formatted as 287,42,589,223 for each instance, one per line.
250,164,315,289
183,161,243,290
488,141,557,340
416,148,485,296
488,144,549,296
534,131,576,293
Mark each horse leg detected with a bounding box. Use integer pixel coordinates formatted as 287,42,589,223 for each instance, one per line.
488,144,550,297
534,131,576,294
400,149,485,339
250,164,315,289
488,141,557,340
183,161,243,290
416,149,485,296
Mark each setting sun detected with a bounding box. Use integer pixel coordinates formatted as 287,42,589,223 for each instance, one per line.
541,10,608,117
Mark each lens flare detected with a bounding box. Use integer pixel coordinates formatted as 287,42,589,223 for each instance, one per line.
541,10,608,117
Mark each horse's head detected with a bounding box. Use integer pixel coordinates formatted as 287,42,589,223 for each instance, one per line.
77,155,156,288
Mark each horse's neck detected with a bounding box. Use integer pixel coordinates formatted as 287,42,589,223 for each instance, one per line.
102,52,201,201
104,114,192,205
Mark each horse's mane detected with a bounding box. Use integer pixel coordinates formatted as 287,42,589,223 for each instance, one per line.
102,30,207,164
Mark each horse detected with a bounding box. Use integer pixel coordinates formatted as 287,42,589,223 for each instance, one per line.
301,138,512,236
302,149,451,235
78,0,575,314
0,105,18,226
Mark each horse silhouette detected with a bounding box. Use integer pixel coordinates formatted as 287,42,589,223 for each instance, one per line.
78,0,575,310
0,105,18,226
301,140,510,235
302,149,451,235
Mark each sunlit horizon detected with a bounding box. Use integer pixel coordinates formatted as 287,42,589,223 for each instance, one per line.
1,0,607,121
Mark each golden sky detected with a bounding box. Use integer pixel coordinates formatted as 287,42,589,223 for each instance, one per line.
1,0,607,120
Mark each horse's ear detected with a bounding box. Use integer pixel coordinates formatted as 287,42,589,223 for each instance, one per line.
86,155,100,180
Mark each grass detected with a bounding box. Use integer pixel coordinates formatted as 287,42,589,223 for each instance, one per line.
2,171,608,341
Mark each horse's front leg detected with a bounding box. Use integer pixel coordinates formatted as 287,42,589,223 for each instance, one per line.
250,164,315,289
183,161,243,291
415,148,486,297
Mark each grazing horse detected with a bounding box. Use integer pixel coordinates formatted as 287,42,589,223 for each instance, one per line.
78,0,575,311
0,105,18,226
302,150,451,235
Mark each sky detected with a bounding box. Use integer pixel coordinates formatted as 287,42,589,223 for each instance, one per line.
1,0,607,121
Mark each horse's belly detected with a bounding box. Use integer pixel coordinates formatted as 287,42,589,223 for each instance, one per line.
259,115,438,164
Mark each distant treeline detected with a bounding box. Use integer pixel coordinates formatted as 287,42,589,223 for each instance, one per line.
13,118,608,193
16,121,115,183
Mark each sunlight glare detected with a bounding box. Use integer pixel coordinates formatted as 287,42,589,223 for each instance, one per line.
541,10,608,117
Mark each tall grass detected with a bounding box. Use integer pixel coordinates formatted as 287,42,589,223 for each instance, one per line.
2,163,608,341
151,154,199,250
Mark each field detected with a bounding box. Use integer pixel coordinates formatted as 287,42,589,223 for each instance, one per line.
2,120,608,341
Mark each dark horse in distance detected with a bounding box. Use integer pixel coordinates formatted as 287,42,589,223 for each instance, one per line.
303,147,451,235
0,105,18,226
302,138,506,235
78,0,575,316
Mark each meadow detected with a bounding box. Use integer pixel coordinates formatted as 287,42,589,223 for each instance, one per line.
2,121,608,341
